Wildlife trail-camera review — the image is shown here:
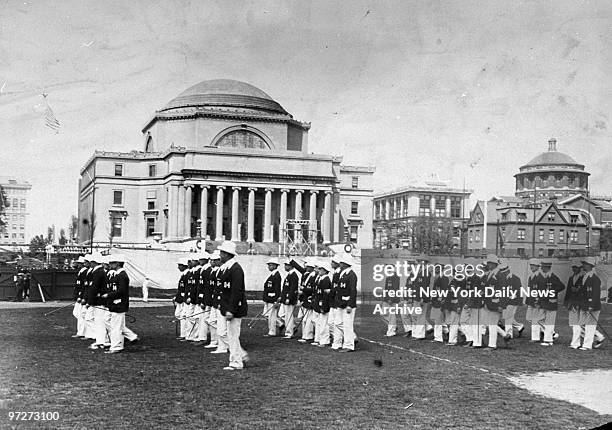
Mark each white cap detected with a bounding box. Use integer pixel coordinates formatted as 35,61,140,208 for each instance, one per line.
304,259,316,268
339,253,353,266
316,261,331,272
188,253,199,262
198,251,211,260
77,256,86,263
486,254,500,265
89,252,104,263
266,258,280,266
528,258,541,267
209,250,221,260
217,241,237,255
108,254,125,263
581,257,597,267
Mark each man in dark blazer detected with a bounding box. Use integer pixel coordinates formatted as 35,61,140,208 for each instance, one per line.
217,241,249,370
262,258,282,337
279,259,300,339
331,253,358,352
85,252,110,350
579,257,604,350
539,259,565,346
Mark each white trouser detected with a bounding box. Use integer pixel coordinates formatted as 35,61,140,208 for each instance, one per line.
227,317,247,368
446,310,460,344
208,308,218,346
73,303,85,336
412,301,426,339
527,306,546,341
459,308,472,342
328,307,337,340
386,305,410,336
174,303,189,338
502,305,523,337
105,312,125,351
282,304,296,336
332,308,356,350
540,310,557,343
215,310,229,352
569,308,581,348
93,306,110,346
581,310,600,349
315,312,330,345
185,304,200,341
468,308,484,347
82,305,96,339
301,308,316,340
197,306,211,342
122,323,138,341
263,303,280,336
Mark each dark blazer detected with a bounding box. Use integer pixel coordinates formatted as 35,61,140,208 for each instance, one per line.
465,274,485,309
329,269,340,308
74,267,87,301
87,266,107,307
483,270,507,312
384,275,401,304
218,261,248,318
299,271,317,309
336,268,357,309
540,272,565,311
313,275,332,314
106,269,130,313
525,272,546,308
263,271,282,303
564,273,583,309
185,268,199,304
174,271,187,304
198,265,213,307
580,272,601,311
503,272,523,306
280,270,300,305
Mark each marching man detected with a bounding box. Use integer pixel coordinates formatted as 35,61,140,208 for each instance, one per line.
102,255,137,353
173,258,189,340
184,254,201,342
331,254,358,352
279,259,300,339
383,272,409,337
262,258,282,337
85,252,110,350
312,262,332,347
195,252,212,345
525,258,546,343
539,259,565,346
71,256,87,339
565,260,584,349
298,260,317,343
206,251,222,350
579,257,605,350
482,256,511,350
217,241,249,370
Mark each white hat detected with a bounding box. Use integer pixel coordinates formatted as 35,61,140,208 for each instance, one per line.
331,255,341,264
177,258,188,265
266,258,280,266
209,250,221,260
528,258,541,266
485,254,500,265
198,251,211,260
188,253,199,261
77,256,86,263
339,253,353,266
108,254,125,263
89,252,104,263
83,254,92,262
541,259,553,267
217,241,237,255
581,257,597,267
570,260,582,268
316,261,331,272
304,259,316,268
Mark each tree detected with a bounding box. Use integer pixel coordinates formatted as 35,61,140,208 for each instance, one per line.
29,234,50,253
0,185,8,233
46,225,55,244
59,228,67,245
412,216,456,254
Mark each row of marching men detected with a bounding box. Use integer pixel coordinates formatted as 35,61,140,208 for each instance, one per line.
71,252,138,353
384,255,605,351
260,253,358,351
173,241,249,370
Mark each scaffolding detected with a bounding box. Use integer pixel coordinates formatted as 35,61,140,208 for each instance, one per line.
282,219,318,256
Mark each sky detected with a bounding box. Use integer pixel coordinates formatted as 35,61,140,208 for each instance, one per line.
1,0,611,239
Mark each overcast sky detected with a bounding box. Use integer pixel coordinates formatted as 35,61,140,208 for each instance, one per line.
1,0,611,239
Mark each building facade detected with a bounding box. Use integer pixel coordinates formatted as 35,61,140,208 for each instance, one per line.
0,177,32,246
372,178,472,251
468,138,611,257
78,79,374,249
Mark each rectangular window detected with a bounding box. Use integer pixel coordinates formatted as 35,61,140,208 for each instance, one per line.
548,229,555,244
20,199,26,210
559,229,565,243
517,248,525,257
114,164,123,177
547,213,555,221
147,201,156,210
351,176,359,189
12,198,18,208
435,196,446,217
146,218,155,237
570,230,578,243
517,228,525,240
111,217,122,238
113,190,123,206
351,201,358,215
517,213,527,222
539,229,544,242
350,225,358,243
501,213,508,221
570,215,578,224
148,164,157,177
419,194,431,216
19,233,24,239
450,196,461,218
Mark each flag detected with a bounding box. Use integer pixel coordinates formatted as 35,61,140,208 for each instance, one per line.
42,93,61,133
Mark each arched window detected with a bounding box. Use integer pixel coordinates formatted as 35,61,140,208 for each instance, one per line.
214,129,271,150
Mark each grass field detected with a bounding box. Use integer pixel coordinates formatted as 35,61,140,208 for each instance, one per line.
0,302,611,429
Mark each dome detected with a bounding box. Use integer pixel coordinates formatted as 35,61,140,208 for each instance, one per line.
521,138,582,168
162,79,289,115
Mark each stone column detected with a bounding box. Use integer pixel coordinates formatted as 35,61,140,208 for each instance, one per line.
184,185,192,238
445,196,451,218
199,185,209,238
247,187,256,243
294,190,303,241
263,188,273,242
400,197,405,218
280,189,288,243
309,190,317,232
392,198,397,219
177,185,186,237
430,196,436,216
169,185,178,239
215,186,225,241
231,187,241,241
385,199,391,220
333,193,340,243
323,191,332,244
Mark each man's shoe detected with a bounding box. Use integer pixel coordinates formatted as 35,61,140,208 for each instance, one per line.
569,345,580,349
129,337,139,344
88,344,103,350
71,334,81,338
283,335,292,339
579,346,592,351
594,339,605,349
242,353,250,363
263,334,272,338
204,343,218,349
540,342,553,347
311,341,320,346
104,349,122,354
553,332,559,340
384,333,395,337
463,341,473,348
298,339,308,343
483,347,497,351
223,366,243,371
211,349,228,354
176,337,185,340
338,348,354,353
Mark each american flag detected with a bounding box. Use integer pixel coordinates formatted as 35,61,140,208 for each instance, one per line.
42,93,61,133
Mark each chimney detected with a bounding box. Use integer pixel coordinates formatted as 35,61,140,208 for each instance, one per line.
548,138,557,152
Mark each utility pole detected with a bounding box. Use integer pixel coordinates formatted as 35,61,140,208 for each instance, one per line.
531,184,537,258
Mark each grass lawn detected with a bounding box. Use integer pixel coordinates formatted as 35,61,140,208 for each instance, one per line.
0,303,610,429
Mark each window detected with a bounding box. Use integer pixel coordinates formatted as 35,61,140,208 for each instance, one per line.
113,190,123,206
147,201,156,210
19,233,24,239
570,215,578,224
12,198,17,208
114,164,123,177
19,225,24,230
148,164,157,177
539,229,544,242
548,229,555,244
351,177,359,189
20,199,26,210
559,229,565,243
547,213,555,221
146,218,155,237
351,201,359,215
517,228,525,240
517,248,525,257
435,196,446,217
350,225,358,243
216,130,269,149
111,216,122,238
419,194,431,216
517,213,527,222
570,230,578,243
475,229,480,241
501,213,508,221
450,196,461,218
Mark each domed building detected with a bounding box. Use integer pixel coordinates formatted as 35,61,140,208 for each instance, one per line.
78,79,374,249
514,138,589,200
